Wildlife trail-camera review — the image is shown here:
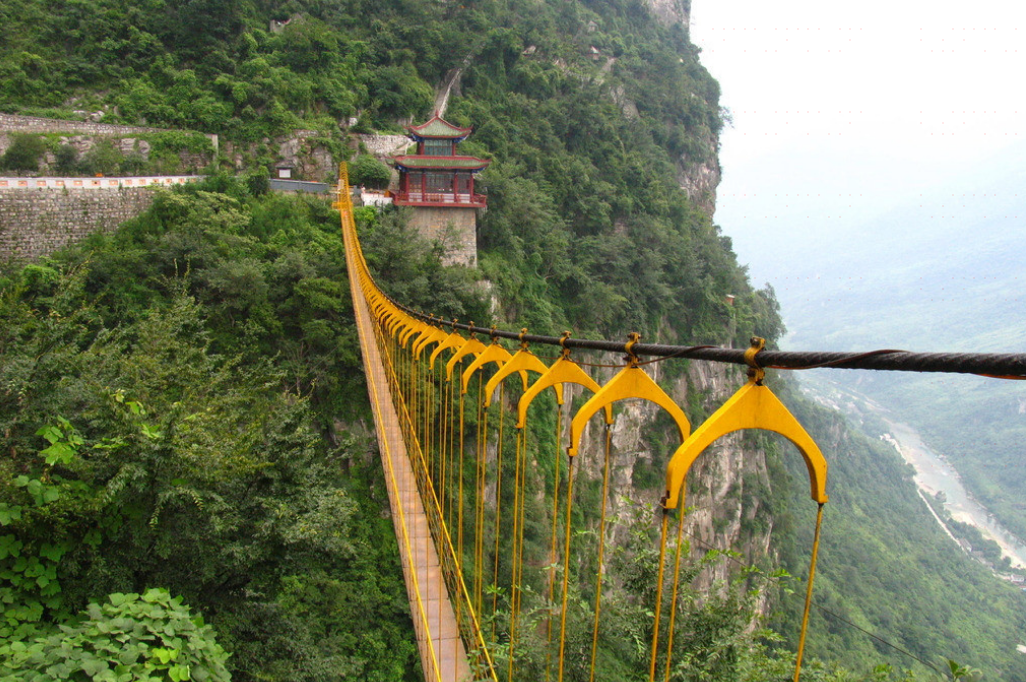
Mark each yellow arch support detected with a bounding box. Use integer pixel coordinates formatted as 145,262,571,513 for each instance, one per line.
414,326,448,358
388,314,411,338
446,336,488,380
568,364,690,458
517,356,612,429
663,379,828,510
429,330,467,368
483,348,557,408
461,342,514,395
410,325,438,354
399,321,427,348
386,313,407,337
369,297,387,318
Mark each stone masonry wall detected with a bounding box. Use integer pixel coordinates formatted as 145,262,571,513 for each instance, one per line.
406,207,478,267
0,114,219,152
0,187,159,262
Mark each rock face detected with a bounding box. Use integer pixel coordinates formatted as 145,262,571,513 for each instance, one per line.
353,134,411,159
220,130,338,183
676,130,721,218
275,130,336,182
644,0,690,31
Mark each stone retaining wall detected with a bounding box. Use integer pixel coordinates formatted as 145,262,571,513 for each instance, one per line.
0,187,159,262
0,114,218,152
406,207,478,267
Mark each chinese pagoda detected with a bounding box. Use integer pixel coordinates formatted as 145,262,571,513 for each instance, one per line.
393,114,489,207
392,114,490,266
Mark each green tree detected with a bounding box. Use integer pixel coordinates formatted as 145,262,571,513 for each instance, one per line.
349,155,393,189
78,140,124,176
0,134,46,172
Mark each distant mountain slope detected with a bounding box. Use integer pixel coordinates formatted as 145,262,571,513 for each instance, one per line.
769,143,1026,540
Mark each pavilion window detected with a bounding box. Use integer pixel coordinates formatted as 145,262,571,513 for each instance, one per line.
407,171,423,193
426,172,453,193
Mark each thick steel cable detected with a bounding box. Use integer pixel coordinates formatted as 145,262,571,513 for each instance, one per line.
389,309,1026,379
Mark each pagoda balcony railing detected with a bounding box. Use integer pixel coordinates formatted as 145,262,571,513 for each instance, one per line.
393,190,486,208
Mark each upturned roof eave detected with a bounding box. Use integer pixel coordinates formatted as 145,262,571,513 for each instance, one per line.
405,113,474,140
393,155,491,171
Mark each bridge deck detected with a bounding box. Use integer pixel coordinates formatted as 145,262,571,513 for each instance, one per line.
346,219,471,682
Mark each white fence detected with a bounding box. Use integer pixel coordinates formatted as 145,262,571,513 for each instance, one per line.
0,176,203,190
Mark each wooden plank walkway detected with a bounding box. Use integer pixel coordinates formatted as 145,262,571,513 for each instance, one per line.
345,217,472,682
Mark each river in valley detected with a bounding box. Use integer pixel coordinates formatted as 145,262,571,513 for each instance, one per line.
802,375,1026,571
881,417,1026,570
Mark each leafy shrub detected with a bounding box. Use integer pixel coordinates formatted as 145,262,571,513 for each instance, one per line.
0,588,231,682
53,144,78,174
244,166,270,195
78,140,124,176
348,155,392,189
0,133,46,172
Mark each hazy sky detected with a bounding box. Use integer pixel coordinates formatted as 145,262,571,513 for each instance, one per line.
688,0,1025,287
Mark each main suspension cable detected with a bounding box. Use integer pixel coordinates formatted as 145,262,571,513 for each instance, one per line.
389,307,1026,379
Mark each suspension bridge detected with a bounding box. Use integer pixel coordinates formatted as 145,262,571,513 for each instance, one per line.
336,164,1026,682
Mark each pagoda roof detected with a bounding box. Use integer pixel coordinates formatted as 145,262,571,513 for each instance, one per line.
406,114,473,140
393,155,490,171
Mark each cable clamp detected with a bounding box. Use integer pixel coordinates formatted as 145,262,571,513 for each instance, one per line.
744,336,766,384
624,332,641,367
559,330,572,358
490,325,499,344
518,328,529,350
